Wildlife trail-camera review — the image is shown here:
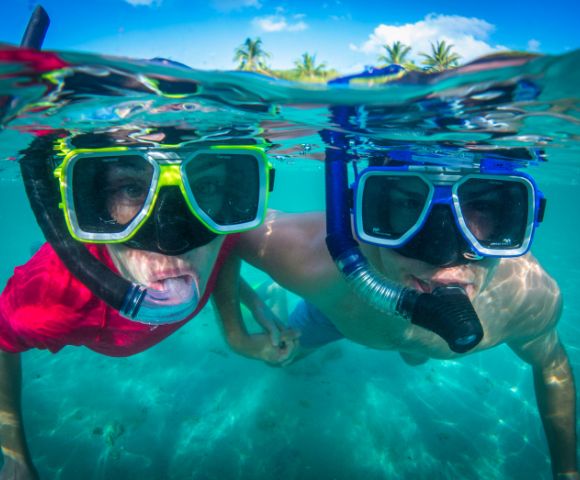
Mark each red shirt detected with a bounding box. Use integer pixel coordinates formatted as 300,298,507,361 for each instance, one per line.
0,236,238,357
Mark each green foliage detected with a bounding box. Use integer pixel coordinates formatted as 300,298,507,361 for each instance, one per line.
378,41,412,65
419,40,461,72
293,53,328,80
271,68,340,82
233,37,271,72
231,37,470,81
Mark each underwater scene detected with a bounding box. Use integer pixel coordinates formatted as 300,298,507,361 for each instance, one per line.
0,45,579,480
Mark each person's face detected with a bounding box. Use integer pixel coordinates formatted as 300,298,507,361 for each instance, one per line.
362,242,500,301
103,157,228,300
103,159,228,226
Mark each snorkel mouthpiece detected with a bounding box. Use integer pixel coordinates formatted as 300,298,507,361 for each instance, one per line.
120,281,201,325
399,285,484,353
335,248,483,353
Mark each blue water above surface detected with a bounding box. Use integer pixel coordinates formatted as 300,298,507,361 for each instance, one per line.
0,46,579,479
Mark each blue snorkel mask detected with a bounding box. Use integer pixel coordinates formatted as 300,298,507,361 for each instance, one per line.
324,66,545,353
325,133,485,354
353,156,546,266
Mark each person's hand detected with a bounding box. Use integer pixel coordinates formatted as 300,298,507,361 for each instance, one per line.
251,302,288,348
0,457,40,480
253,328,301,366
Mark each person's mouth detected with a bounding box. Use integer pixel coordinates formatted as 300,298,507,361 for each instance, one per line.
147,274,199,305
410,275,475,299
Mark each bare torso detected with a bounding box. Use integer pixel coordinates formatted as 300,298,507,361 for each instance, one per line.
238,211,561,360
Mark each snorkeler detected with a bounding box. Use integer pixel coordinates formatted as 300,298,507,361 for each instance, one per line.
215,144,578,479
0,9,297,476
0,127,298,478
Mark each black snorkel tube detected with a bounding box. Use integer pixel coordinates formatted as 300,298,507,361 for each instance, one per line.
20,5,50,49
324,69,483,353
17,7,186,323
19,135,136,311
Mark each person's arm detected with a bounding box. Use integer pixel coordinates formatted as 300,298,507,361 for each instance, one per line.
238,278,285,347
509,329,578,479
211,255,298,365
237,211,335,297
0,351,38,479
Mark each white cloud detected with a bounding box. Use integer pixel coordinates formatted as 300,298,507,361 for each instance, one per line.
211,0,261,12
252,14,308,32
355,13,502,64
124,0,161,5
527,39,541,52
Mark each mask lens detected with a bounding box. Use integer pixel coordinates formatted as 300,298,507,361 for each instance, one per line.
71,154,154,235
184,152,261,228
361,174,430,241
457,177,530,250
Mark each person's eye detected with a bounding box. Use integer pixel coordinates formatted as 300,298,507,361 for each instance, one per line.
106,182,148,204
122,184,147,199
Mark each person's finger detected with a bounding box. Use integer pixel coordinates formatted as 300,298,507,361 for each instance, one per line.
276,345,294,363
281,328,301,340
269,326,281,347
256,315,281,346
252,311,284,347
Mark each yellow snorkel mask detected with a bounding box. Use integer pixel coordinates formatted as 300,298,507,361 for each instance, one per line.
53,144,274,254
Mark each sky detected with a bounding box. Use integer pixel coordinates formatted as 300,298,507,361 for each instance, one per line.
3,0,579,73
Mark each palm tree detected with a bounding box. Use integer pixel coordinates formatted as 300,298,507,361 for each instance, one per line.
378,41,412,65
294,53,328,79
234,37,270,72
419,40,461,72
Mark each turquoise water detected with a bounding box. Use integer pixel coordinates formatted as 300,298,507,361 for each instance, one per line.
0,47,579,479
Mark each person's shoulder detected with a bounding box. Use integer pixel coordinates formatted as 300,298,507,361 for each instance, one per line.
496,253,562,338
495,253,552,282
10,243,62,283
0,243,108,352
239,210,325,251
269,211,326,249
2,243,111,309
2,243,70,304
0,243,71,351
498,253,558,290
237,210,335,292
